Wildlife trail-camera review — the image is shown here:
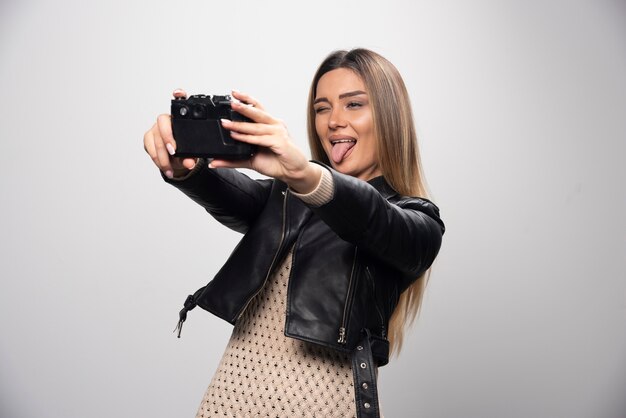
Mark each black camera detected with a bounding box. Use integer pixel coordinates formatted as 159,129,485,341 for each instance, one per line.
171,94,256,159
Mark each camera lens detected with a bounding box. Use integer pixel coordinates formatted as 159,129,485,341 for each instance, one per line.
192,104,207,119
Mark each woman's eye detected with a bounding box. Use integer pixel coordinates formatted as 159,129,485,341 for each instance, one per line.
347,102,363,109
314,106,329,114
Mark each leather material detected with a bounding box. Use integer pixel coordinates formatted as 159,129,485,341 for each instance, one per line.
164,160,445,367
352,329,382,418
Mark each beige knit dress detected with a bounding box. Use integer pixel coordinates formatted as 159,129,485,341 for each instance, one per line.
195,248,357,417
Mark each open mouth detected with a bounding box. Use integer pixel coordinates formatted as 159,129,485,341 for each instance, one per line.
330,139,357,163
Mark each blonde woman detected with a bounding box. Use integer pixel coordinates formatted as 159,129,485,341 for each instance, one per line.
144,48,444,417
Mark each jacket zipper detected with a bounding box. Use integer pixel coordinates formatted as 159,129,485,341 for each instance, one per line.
366,266,387,339
236,189,289,321
338,247,358,344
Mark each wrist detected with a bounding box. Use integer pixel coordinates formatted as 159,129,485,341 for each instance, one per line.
290,165,334,207
287,163,322,194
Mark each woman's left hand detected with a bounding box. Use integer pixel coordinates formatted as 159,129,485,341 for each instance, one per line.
210,90,322,194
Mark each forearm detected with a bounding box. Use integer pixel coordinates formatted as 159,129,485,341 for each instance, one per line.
309,168,445,276
162,160,272,233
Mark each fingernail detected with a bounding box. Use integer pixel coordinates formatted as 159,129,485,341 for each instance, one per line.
208,161,214,169
232,89,240,93
220,118,229,125
165,170,173,179
166,143,175,155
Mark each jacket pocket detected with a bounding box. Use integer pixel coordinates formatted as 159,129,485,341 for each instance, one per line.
365,266,387,340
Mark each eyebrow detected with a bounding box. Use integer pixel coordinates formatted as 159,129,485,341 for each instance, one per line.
313,90,368,105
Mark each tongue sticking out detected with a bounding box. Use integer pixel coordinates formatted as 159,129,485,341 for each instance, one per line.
331,141,356,164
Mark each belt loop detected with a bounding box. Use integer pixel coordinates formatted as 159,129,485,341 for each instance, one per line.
351,329,380,418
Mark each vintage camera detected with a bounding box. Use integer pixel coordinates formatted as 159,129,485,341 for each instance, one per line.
171,94,256,159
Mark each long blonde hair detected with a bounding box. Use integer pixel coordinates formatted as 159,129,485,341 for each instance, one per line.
307,48,432,356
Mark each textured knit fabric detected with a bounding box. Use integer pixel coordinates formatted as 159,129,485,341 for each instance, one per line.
289,167,334,207
195,248,356,418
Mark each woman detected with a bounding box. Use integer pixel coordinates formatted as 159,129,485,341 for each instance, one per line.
144,48,444,417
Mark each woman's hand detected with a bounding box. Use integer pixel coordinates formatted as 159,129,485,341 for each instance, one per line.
143,89,197,179
211,90,322,194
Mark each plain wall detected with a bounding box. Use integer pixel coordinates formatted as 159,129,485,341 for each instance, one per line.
1,0,625,417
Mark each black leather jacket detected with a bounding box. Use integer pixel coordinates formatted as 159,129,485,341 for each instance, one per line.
166,162,444,367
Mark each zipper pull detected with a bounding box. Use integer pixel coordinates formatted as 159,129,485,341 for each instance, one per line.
173,294,197,338
173,315,186,338
338,327,347,344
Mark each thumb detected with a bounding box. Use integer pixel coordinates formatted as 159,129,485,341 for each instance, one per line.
182,158,197,170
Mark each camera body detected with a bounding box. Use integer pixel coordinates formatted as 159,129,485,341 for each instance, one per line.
171,94,256,159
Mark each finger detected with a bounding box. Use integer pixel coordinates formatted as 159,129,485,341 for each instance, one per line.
145,127,173,174
230,100,274,124
231,90,265,111
182,158,197,170
228,130,274,147
208,158,252,170
157,114,177,156
220,118,274,136
143,128,160,165
154,116,174,177
173,88,188,99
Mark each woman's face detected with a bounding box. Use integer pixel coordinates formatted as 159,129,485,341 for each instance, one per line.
313,68,381,181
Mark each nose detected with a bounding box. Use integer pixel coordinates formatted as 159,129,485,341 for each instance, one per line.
328,108,347,130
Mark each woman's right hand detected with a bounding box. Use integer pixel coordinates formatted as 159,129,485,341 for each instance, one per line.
143,89,197,179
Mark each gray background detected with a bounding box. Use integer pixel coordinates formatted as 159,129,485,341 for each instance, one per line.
1,0,625,417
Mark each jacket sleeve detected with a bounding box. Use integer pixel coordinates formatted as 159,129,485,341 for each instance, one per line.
162,160,273,234
309,168,445,277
